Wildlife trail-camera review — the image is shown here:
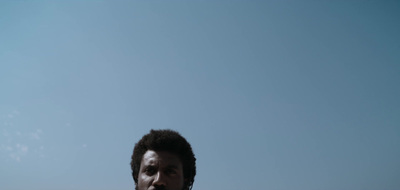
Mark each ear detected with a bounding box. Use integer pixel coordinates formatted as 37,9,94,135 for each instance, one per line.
134,182,138,190
183,178,190,190
133,172,139,184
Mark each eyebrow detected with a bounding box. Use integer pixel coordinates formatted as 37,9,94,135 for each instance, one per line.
165,165,179,169
142,162,179,168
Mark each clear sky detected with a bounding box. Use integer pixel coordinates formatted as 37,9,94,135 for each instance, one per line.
1,1,399,190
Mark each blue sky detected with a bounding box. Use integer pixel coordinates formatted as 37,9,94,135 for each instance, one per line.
1,1,399,190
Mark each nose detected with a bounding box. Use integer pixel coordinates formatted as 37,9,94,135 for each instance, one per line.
152,171,167,187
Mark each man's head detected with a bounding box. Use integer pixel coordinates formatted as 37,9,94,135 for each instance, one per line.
131,129,196,190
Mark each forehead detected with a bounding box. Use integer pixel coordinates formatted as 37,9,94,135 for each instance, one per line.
141,150,183,167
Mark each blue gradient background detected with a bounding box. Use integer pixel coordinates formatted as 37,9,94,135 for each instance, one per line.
1,1,399,190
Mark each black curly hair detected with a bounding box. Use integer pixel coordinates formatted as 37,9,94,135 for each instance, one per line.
131,129,196,190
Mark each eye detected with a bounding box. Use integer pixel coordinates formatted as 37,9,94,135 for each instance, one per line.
144,166,156,175
165,168,177,176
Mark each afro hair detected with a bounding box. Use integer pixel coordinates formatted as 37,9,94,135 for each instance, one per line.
131,129,196,190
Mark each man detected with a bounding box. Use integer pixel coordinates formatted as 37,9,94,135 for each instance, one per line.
131,129,196,190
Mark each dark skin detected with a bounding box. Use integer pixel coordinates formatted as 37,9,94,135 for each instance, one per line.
137,150,185,190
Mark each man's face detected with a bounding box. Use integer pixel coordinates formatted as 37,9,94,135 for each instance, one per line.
137,150,185,190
